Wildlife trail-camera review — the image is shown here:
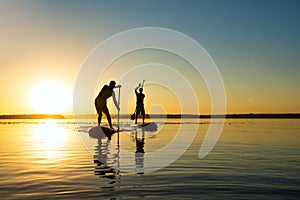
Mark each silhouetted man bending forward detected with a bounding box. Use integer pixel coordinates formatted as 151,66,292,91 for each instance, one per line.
95,80,119,129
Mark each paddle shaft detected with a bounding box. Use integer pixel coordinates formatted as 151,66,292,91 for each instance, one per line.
117,86,121,130
141,79,145,88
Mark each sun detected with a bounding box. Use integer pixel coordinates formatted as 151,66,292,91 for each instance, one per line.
30,81,72,114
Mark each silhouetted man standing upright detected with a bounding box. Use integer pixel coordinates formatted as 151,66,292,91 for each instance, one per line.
135,83,145,124
95,80,119,129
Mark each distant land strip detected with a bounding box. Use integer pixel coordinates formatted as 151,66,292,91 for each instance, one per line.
1,113,299,119
148,113,300,119
0,114,65,119
205,113,300,119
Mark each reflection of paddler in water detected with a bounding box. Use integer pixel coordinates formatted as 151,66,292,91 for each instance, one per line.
133,127,145,175
89,127,119,181
93,132,116,179
134,81,146,124
95,80,120,129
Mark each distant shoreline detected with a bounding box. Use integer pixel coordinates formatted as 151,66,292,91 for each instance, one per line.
0,114,65,119
0,113,299,119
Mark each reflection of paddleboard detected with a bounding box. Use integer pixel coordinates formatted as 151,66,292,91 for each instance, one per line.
88,126,117,140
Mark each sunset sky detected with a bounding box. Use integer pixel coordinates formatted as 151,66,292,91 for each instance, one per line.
0,0,299,115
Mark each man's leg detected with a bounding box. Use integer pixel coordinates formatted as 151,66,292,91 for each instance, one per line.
103,106,113,129
141,106,145,124
135,107,140,124
98,112,102,126
95,104,103,126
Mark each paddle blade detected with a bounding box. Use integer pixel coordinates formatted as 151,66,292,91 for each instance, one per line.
130,113,135,120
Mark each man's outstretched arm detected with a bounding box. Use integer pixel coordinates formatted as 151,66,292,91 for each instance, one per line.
135,83,141,94
112,91,120,110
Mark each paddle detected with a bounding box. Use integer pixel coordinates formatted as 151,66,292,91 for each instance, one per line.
115,85,121,132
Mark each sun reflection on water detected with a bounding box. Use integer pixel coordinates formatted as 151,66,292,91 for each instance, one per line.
31,120,68,160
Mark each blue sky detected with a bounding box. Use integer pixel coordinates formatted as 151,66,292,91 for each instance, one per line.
0,0,299,114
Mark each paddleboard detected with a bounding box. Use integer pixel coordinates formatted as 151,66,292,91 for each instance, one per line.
131,122,157,131
88,126,117,140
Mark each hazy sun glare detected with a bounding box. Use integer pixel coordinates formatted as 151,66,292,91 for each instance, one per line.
30,81,72,114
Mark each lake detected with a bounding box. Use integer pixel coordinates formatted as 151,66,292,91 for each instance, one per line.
0,118,299,199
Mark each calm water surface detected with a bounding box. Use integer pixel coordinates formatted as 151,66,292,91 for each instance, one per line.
0,118,299,199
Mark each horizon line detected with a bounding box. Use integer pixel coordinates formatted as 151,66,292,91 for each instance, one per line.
1,113,300,119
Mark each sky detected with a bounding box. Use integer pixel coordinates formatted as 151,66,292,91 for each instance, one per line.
0,0,299,115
